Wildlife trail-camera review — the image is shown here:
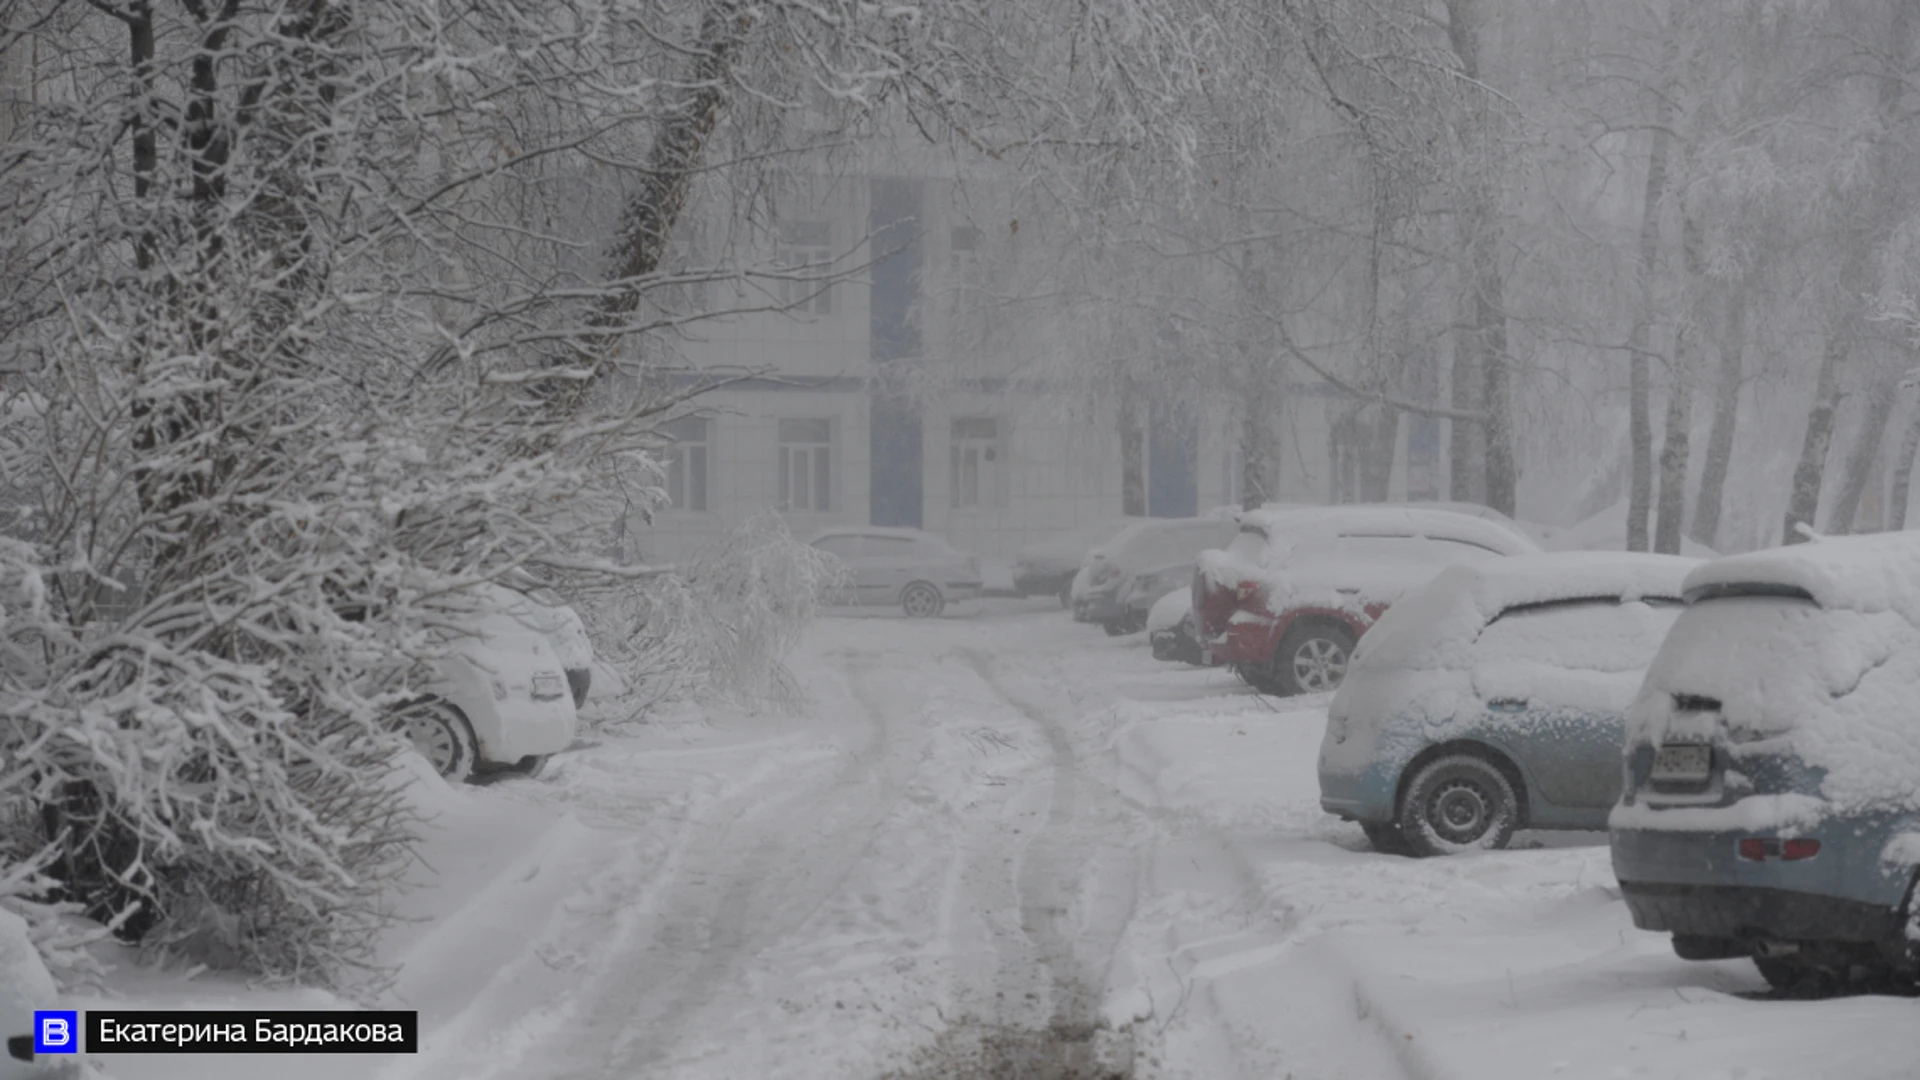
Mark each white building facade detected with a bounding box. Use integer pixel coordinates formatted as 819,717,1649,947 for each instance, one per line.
631,173,1441,565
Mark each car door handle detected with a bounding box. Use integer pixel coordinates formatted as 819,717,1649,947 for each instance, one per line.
1486,698,1528,712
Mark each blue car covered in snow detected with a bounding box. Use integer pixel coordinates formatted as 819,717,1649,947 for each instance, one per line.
1318,552,1697,858
1611,532,1920,992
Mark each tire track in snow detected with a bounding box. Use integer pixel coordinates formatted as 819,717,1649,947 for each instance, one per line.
958,647,1143,1077
496,663,926,1080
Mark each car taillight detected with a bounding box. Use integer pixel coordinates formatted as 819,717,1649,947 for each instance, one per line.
1738,838,1820,861
1235,580,1259,603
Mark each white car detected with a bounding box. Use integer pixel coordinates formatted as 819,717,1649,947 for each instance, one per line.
401,587,587,783
808,527,983,618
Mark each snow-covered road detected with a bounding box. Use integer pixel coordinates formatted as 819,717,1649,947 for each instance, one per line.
88,602,1913,1080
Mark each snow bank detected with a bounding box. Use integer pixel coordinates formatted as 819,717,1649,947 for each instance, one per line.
0,907,61,1080
69,756,586,1080
1628,532,1920,816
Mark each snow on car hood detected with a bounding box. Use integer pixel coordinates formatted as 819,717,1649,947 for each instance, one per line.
1628,532,1920,814
1146,588,1191,634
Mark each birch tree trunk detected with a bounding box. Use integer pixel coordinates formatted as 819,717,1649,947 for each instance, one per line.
1689,292,1745,548
1654,211,1703,553
1889,396,1920,529
1826,339,1904,534
1781,0,1912,543
1782,331,1851,542
1240,352,1283,510
1625,101,1674,553
1120,392,1148,516
1444,0,1514,515
1448,321,1485,503
1654,380,1694,553
1360,404,1400,502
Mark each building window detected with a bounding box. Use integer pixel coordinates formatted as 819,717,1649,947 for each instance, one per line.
778,220,833,314
950,417,1003,508
778,417,833,512
663,416,710,512
949,225,986,311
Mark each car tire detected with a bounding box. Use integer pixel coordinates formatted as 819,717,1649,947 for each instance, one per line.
1273,622,1356,695
901,581,945,618
1360,821,1412,856
1396,752,1520,857
514,754,551,779
400,700,478,783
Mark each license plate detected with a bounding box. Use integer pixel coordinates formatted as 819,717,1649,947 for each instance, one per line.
531,673,567,700
1651,744,1711,783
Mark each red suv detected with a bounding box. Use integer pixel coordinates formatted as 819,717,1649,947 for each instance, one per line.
1193,506,1540,695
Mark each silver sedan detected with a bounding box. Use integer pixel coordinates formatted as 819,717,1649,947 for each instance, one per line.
808,527,984,617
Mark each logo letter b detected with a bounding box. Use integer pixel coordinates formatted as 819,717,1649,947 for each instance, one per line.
34,1011,77,1054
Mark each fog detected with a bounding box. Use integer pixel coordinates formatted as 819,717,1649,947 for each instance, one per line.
2,0,1917,1077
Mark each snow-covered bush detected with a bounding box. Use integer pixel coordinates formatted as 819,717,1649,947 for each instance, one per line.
576,513,843,719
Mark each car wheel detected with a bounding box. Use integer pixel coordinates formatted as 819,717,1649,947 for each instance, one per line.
1275,622,1355,695
1360,821,1411,856
901,581,945,618
400,701,477,783
1396,753,1520,857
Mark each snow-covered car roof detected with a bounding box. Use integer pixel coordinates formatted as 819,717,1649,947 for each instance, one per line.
1354,551,1700,670
1233,504,1541,556
1679,530,1920,620
1014,517,1143,565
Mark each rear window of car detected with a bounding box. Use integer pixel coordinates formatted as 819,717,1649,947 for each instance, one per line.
1475,597,1683,673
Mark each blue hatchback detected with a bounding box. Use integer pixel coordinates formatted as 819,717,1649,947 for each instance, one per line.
1611,532,1920,992
1319,552,1696,857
